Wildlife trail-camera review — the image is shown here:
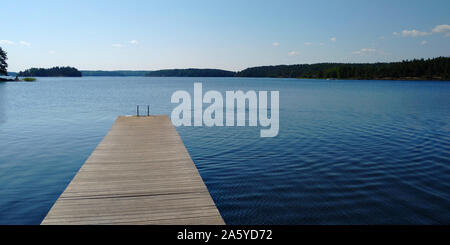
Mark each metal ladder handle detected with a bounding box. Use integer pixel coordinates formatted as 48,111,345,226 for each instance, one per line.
136,105,150,117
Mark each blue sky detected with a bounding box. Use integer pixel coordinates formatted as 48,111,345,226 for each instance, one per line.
2,0,450,71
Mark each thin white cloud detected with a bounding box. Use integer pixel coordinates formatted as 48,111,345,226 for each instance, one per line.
421,40,428,45
49,50,56,54
393,32,399,36
319,42,325,46
0,40,14,45
401,29,429,37
288,51,298,56
19,41,31,47
129,40,138,45
304,42,312,46
432,24,450,37
395,25,450,38
330,37,336,42
352,48,377,55
272,42,280,47
112,43,123,48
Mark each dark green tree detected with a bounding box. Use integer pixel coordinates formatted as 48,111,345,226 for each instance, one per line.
0,47,7,76
18,66,82,77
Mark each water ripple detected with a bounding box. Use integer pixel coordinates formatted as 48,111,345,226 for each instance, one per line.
0,77,449,224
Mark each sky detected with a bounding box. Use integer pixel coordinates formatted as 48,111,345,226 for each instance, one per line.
1,0,450,72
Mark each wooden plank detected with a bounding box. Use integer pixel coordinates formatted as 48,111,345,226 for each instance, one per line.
41,115,224,225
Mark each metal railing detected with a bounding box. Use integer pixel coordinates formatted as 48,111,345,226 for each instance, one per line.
136,105,150,117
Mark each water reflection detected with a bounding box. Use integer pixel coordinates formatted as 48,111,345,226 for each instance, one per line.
0,83,5,125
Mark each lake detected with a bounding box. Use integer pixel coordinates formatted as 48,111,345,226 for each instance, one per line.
0,77,449,224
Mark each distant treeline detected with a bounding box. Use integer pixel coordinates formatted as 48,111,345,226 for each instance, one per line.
146,68,235,77
81,70,149,76
236,57,450,80
13,57,450,80
18,67,82,77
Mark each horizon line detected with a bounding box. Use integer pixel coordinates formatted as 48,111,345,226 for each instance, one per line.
7,55,449,73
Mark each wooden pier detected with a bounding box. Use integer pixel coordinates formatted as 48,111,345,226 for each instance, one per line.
42,116,224,225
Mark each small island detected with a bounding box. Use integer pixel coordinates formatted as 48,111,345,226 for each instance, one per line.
18,66,82,77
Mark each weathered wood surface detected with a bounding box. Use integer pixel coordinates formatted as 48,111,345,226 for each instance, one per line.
42,115,224,225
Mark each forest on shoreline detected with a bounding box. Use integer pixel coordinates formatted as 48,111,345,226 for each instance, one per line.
144,57,450,80
3,54,450,81
145,68,235,77
236,57,450,80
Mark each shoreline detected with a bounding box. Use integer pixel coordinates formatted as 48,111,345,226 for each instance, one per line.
2,76,449,82
0,77,36,82
294,77,450,81
0,78,17,82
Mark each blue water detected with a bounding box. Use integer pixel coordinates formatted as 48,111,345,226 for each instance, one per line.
0,77,449,225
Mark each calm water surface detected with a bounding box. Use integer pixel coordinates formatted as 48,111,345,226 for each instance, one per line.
0,77,449,224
